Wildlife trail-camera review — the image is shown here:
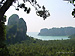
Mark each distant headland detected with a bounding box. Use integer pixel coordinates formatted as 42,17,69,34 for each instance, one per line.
38,27,75,36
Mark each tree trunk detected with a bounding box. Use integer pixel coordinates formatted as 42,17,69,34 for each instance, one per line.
0,0,14,56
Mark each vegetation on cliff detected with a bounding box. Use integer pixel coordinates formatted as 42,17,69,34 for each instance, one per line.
6,14,28,44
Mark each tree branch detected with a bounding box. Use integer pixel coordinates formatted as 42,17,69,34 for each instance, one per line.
0,0,14,22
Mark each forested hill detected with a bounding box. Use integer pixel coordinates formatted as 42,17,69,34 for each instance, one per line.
6,14,29,44
38,27,75,36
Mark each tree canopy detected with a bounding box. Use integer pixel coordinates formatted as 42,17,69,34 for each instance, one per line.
64,0,75,17
0,0,50,56
0,0,50,22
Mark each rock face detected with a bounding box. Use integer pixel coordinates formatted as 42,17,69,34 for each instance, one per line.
6,14,27,44
8,14,19,26
18,18,27,34
38,27,75,36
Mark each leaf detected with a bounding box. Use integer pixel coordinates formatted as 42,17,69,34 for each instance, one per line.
72,11,74,15
16,8,19,11
19,3,25,8
72,9,75,16
24,7,27,12
42,6,45,10
21,4,25,8
31,0,34,2
35,7,37,10
35,1,37,4
27,8,31,14
73,0,75,3
37,4,41,8
43,16,46,20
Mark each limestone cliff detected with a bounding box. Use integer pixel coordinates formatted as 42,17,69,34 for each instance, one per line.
6,14,28,44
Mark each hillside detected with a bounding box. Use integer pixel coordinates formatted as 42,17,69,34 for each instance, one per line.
8,37,75,56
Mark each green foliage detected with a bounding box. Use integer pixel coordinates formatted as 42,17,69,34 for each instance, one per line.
36,6,50,20
0,44,9,56
0,22,6,41
0,22,10,56
7,37,75,56
72,8,75,18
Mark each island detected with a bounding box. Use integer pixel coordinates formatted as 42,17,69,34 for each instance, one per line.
38,27,75,36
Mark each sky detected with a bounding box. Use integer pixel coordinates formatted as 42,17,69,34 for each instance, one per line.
5,0,75,32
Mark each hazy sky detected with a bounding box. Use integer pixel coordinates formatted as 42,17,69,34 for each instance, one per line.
5,0,75,32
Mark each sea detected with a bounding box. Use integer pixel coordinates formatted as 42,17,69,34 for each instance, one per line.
27,32,70,40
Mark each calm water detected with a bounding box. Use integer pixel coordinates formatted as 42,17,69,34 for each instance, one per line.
27,32,70,40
